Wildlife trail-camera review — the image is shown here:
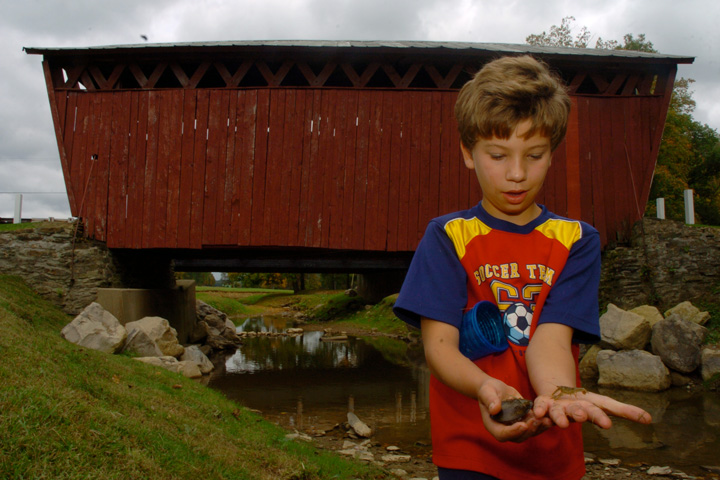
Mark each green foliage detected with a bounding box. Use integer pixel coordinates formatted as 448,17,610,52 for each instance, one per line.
174,271,216,286
526,16,591,48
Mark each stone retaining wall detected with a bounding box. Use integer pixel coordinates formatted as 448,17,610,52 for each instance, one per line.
0,222,174,315
599,218,720,310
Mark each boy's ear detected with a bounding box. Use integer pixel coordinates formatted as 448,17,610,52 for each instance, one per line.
461,144,475,170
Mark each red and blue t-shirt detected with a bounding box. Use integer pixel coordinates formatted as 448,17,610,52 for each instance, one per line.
394,203,601,480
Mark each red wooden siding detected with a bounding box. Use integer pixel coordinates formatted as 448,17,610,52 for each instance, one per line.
53,85,670,251
31,42,689,257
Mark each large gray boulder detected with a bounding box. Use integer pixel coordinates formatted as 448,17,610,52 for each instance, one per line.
61,302,127,353
124,316,184,358
180,345,214,374
664,301,710,326
579,344,602,379
122,328,164,357
599,304,651,350
597,349,671,391
195,300,242,350
629,305,664,329
651,314,707,373
701,346,720,381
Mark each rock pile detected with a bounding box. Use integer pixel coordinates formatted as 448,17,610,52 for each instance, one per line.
580,301,720,391
61,300,243,378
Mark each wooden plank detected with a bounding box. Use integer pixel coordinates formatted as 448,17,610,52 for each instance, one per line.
93,93,113,242
63,93,82,213
163,90,184,249
202,90,229,246
363,91,383,250
438,93,456,224
125,91,145,248
219,90,239,245
190,90,210,249
303,90,323,247
318,89,338,248
150,91,172,247
106,91,131,248
406,92,423,248
396,92,414,250
351,91,371,250
565,97,582,220
286,89,306,247
328,90,348,249
415,91,434,243
142,91,160,248
426,91,443,224
177,90,197,249
265,89,287,246
234,90,256,246
583,97,607,246
295,90,313,246
338,91,358,248
385,91,403,251
250,89,271,245
375,90,395,251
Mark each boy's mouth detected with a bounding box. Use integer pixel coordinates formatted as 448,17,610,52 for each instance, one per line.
503,190,528,204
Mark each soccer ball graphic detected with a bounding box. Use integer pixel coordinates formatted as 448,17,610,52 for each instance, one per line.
503,302,533,346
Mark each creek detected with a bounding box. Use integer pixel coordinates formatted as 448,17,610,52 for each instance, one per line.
206,315,720,476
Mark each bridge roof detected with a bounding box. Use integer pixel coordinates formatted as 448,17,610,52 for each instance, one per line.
25,40,693,65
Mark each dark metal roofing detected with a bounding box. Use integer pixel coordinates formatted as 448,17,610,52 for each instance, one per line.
24,40,694,64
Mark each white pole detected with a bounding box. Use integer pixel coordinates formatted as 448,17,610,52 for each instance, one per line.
13,194,22,224
684,189,695,225
656,198,665,220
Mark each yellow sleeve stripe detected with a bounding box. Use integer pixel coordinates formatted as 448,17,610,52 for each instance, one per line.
534,218,583,250
443,217,493,260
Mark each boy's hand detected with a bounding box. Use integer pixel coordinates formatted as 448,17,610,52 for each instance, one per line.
532,388,652,429
476,379,552,442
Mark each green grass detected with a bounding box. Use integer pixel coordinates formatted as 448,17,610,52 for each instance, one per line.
0,222,53,232
0,275,389,480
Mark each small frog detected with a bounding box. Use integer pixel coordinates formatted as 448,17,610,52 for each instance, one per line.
490,398,534,425
551,386,588,400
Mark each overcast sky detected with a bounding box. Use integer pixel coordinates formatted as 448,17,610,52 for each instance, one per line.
1,0,718,218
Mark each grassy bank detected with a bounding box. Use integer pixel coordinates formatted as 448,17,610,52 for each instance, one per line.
0,276,388,479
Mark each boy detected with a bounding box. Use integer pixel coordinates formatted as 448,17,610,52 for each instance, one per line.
393,55,651,480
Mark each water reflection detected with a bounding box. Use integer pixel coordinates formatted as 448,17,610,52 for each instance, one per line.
208,315,431,449
582,385,720,474
208,316,720,473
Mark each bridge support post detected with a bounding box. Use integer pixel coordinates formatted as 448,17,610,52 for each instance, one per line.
356,270,406,304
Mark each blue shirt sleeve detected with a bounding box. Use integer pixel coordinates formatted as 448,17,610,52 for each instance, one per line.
538,222,601,343
393,220,468,330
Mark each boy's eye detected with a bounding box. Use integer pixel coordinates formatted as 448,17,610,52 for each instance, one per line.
528,153,545,160
490,153,505,159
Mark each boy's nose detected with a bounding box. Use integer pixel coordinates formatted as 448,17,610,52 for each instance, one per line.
506,159,526,182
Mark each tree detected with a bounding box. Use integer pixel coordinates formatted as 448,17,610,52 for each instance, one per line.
526,16,591,48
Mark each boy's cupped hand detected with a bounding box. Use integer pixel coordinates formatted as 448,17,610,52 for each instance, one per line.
477,380,553,443
531,389,652,430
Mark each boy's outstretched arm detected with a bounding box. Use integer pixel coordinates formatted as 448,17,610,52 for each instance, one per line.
526,322,652,428
421,318,550,442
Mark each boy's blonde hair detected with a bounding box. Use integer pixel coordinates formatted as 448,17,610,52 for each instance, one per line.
454,55,571,151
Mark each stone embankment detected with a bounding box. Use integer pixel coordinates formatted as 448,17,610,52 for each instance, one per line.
580,301,720,391
60,299,243,378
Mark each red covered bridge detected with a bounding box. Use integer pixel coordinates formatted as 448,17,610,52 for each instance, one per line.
25,41,693,272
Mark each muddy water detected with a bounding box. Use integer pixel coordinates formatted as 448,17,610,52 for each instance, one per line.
207,315,720,475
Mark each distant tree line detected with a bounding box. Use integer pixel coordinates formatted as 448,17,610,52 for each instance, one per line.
175,271,355,292
527,17,720,225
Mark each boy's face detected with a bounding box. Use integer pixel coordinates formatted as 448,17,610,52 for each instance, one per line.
461,119,551,226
